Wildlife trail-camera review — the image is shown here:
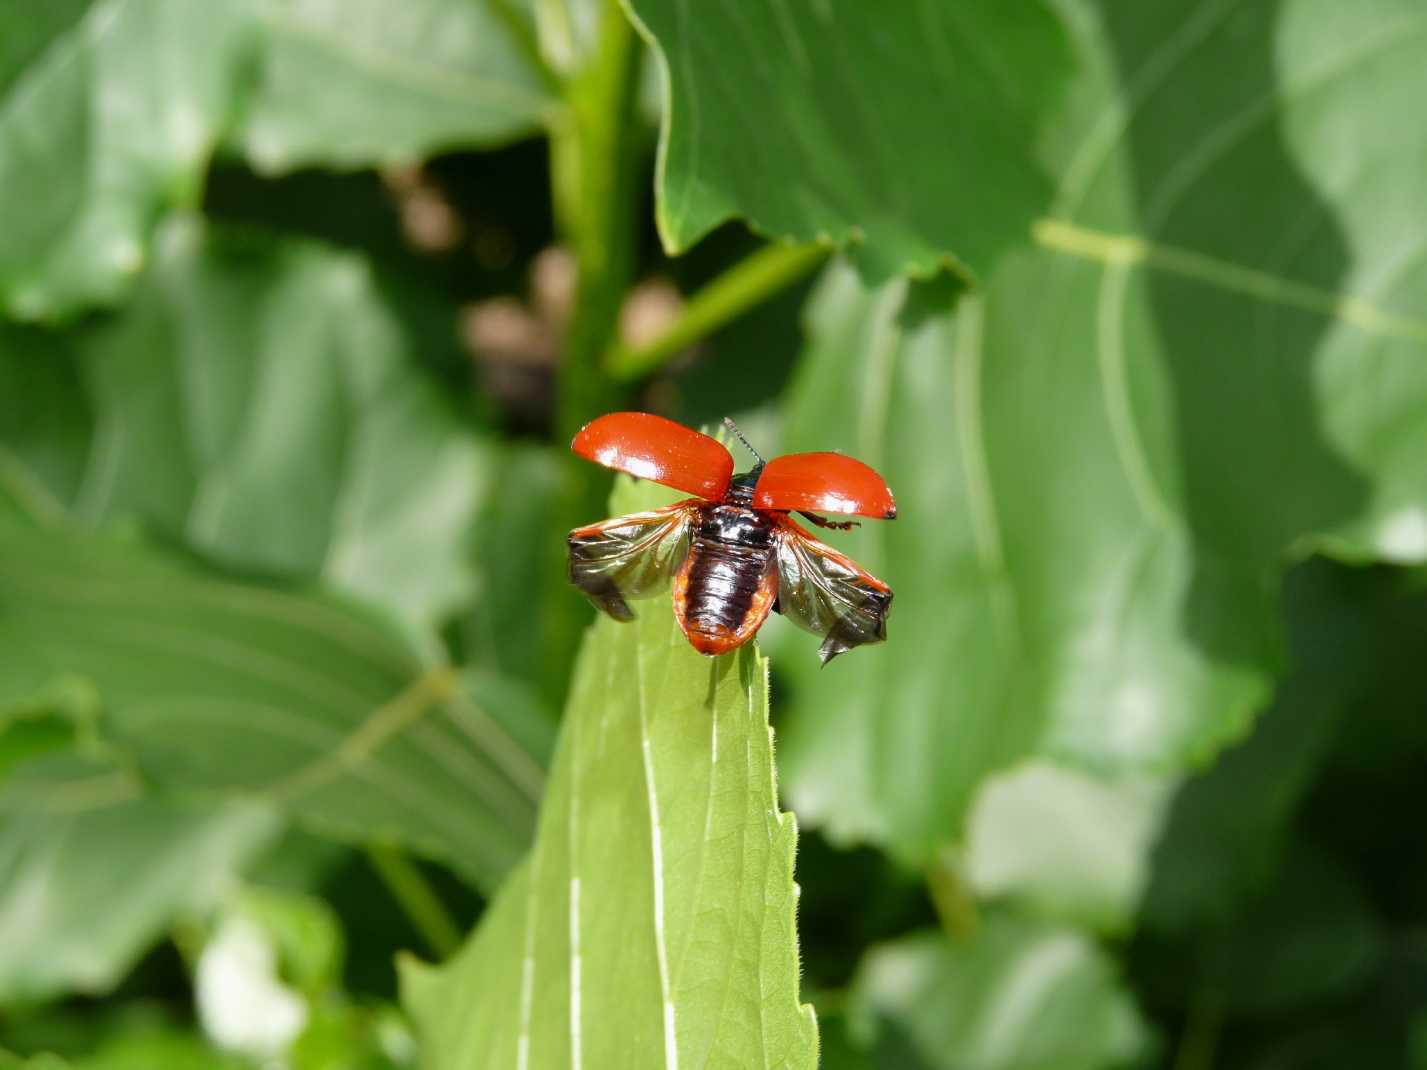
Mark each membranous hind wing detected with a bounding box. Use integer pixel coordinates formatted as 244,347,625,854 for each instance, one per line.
568,502,697,621
773,517,892,664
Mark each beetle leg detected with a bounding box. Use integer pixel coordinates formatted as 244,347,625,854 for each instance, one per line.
799,511,860,532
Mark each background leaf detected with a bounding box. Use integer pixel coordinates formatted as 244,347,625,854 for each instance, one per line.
0,751,278,1005
0,0,551,318
625,0,1073,280
775,0,1427,860
237,0,552,173
963,764,1172,937
402,477,818,1069
1171,844,1383,1020
462,442,591,706
0,217,493,629
848,921,1154,1070
0,516,552,893
959,558,1384,937
2,1015,253,1070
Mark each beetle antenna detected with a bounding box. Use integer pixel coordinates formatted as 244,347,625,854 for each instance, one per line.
723,417,765,466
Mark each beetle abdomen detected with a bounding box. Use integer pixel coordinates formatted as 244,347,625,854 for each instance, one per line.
673,504,777,656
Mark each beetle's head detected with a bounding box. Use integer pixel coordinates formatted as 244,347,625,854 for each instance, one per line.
725,465,764,505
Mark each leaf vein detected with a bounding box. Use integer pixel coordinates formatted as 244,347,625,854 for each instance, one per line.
1144,10,1427,229
1096,260,1179,530
952,295,1025,654
1034,219,1427,345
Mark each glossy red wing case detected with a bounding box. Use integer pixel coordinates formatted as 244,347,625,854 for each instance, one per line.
572,412,734,501
772,517,893,663
752,452,897,518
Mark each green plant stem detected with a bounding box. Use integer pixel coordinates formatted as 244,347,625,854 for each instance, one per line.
926,852,979,941
533,0,579,74
366,842,463,960
539,0,646,710
1172,982,1224,1070
606,241,831,381
554,0,643,446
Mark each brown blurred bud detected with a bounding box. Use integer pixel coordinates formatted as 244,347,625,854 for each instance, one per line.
383,166,464,254
531,246,577,330
619,278,684,351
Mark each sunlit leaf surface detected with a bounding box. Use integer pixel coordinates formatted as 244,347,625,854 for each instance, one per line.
402,478,818,1070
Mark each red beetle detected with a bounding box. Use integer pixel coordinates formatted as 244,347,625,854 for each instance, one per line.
568,412,895,663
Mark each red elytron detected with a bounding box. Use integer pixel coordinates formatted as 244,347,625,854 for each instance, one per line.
568,412,895,662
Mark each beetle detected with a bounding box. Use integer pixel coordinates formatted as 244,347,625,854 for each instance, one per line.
567,411,895,663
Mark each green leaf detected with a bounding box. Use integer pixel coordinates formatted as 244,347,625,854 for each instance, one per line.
964,763,1173,937
0,0,250,319
775,263,1262,862
401,477,817,1069
814,1015,886,1070
73,1026,249,1070
0,217,493,629
464,443,591,706
0,753,279,1005
1140,843,1384,1021
624,0,1074,280
0,1056,68,1070
226,887,345,995
1139,559,1415,933
74,1032,249,1070
779,0,1427,861
290,1005,409,1070
0,1,90,98
962,560,1389,936
237,0,552,174
1137,690,1340,935
0,1006,254,1069
848,921,1154,1070
0,0,552,319
0,517,553,893
922,558,1422,960
701,0,1427,861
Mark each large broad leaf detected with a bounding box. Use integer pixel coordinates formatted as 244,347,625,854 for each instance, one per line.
0,1017,252,1070
401,478,818,1069
0,217,492,629
777,0,1427,858
0,0,551,319
963,763,1172,937
961,560,1382,936
0,751,279,1005
0,517,553,894
624,0,1073,281
237,0,551,173
847,921,1153,1070
1135,842,1384,1023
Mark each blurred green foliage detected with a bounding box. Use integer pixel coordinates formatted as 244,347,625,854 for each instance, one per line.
2,0,1427,1067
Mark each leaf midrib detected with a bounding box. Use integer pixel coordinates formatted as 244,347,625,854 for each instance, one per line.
1034,218,1427,345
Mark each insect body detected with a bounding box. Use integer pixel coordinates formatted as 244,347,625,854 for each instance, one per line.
567,412,895,663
